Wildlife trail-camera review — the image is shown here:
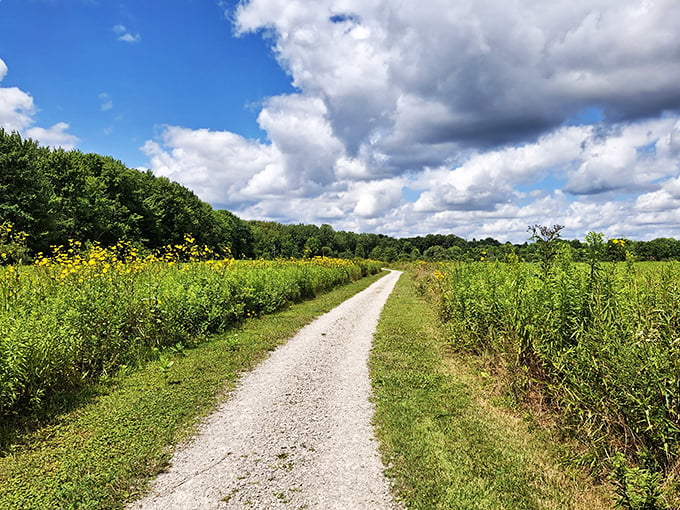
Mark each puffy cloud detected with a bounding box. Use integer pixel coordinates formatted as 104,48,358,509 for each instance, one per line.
142,116,680,241
142,1,680,242
634,170,680,221
140,125,279,207
0,58,35,131
25,122,79,150
350,178,404,218
256,94,344,192
0,58,78,149
413,126,590,212
564,118,680,195
140,123,403,221
235,0,680,162
113,24,140,43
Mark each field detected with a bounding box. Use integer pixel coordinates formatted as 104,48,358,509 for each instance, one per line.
0,235,381,421
3,224,680,508
0,272,387,509
414,255,680,508
371,270,612,509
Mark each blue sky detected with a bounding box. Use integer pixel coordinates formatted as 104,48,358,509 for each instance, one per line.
2,0,680,242
0,0,292,165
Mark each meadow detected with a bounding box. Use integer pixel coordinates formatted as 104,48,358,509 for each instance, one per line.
0,228,381,421
414,242,680,508
3,217,680,508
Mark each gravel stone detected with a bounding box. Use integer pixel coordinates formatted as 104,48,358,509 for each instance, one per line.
129,270,404,509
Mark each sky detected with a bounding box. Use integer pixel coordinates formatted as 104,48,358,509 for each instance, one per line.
2,0,680,243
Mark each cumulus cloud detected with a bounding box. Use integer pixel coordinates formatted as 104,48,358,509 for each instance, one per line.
413,125,590,213
351,178,405,218
0,58,78,149
113,24,141,43
564,120,669,196
0,58,35,131
256,94,344,192
140,125,280,207
25,122,79,150
235,0,680,157
142,1,680,242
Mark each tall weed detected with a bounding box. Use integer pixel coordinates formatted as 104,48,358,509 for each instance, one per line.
416,258,680,507
0,237,380,418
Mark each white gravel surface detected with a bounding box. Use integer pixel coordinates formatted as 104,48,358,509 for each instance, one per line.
129,270,404,510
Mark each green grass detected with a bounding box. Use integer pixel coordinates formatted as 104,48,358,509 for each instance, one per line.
371,270,612,509
0,271,386,510
416,259,680,508
0,253,381,419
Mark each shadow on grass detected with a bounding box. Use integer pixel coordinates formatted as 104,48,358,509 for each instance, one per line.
0,380,114,455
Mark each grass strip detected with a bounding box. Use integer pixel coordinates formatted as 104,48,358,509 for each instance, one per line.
0,271,386,510
371,270,612,509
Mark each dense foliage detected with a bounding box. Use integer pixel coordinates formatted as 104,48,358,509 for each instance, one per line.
249,220,680,263
0,129,254,257
415,242,680,508
0,236,380,419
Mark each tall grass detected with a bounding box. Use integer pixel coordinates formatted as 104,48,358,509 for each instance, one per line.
371,271,611,509
415,254,680,508
0,235,381,419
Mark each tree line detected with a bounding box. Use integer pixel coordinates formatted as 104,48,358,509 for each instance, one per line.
3,128,680,263
248,221,680,262
0,129,253,257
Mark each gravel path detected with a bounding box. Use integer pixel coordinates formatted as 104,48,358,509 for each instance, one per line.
130,270,404,510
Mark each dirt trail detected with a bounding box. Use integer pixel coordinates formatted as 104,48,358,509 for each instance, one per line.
129,270,403,510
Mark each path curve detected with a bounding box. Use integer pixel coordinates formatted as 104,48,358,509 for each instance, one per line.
130,270,403,510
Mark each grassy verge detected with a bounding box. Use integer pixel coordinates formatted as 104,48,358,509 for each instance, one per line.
0,271,386,510
371,270,612,509
416,259,680,508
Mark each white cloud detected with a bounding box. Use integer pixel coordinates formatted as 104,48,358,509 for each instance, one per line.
0,57,35,131
142,1,680,242
565,118,680,195
413,126,591,212
350,178,404,218
0,58,79,150
235,0,680,160
113,24,141,43
256,94,344,192
0,86,34,132
25,122,79,150
334,157,370,180
99,92,113,111
118,33,141,43
140,125,280,206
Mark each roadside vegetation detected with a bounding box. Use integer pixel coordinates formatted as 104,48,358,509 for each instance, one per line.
0,261,385,509
404,227,680,509
0,224,381,423
372,270,612,509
